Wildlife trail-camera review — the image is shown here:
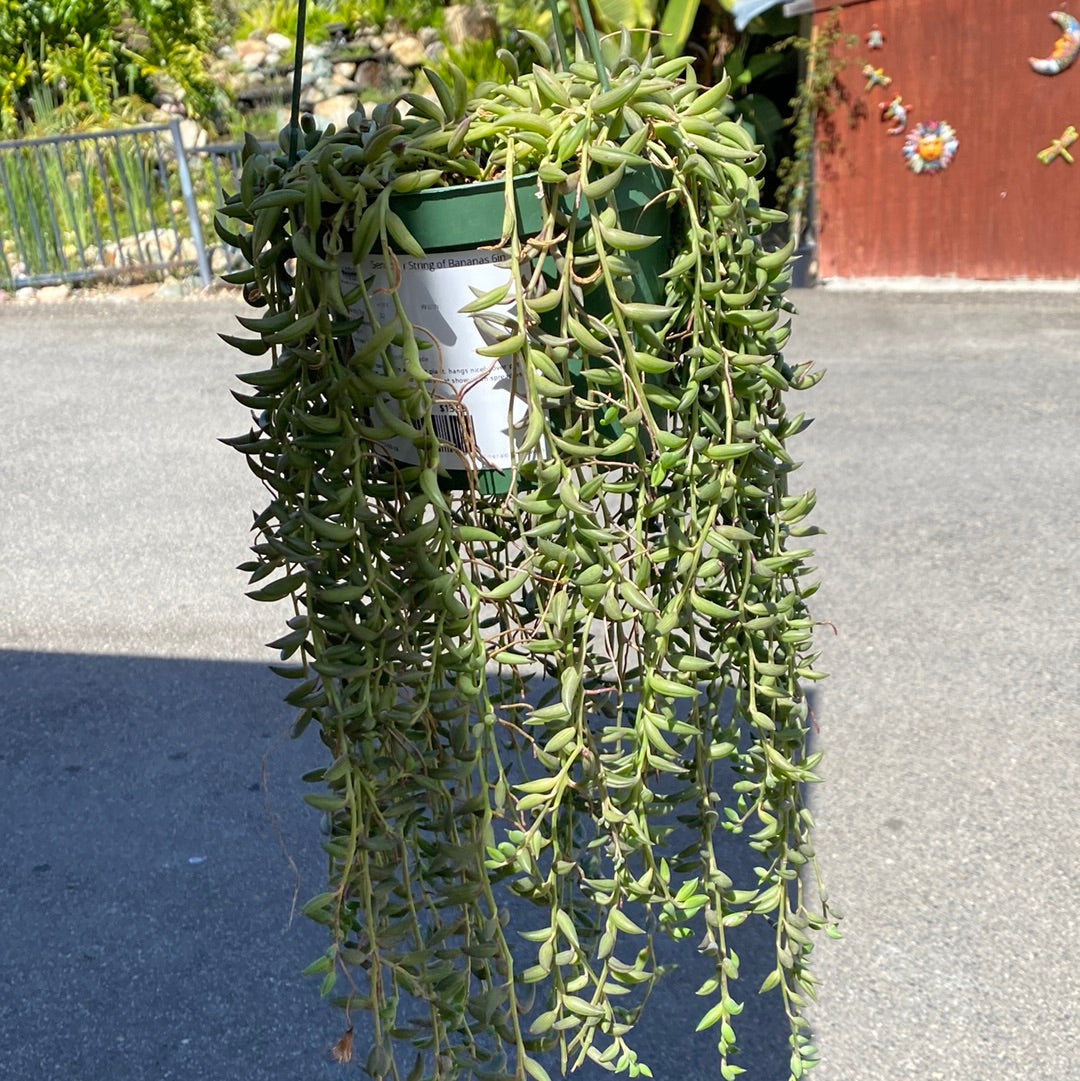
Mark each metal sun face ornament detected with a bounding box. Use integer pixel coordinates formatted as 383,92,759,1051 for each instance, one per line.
903,121,959,174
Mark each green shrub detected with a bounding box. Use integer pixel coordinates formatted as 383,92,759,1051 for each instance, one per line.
232,0,444,43
0,0,229,134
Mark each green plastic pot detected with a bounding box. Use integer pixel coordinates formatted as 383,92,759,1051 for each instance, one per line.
378,166,672,493
389,166,671,301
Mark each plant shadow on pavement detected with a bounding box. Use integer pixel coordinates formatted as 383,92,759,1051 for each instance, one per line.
0,650,811,1081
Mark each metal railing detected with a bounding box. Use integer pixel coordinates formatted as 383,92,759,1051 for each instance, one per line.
0,117,249,291
187,138,251,279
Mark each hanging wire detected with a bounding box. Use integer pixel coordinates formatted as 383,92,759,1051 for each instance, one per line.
545,0,570,71
288,0,309,166
576,0,610,90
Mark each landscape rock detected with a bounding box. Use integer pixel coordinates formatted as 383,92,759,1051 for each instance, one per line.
107,282,160,301
329,71,360,94
154,275,199,299
236,39,269,71
442,4,498,47
265,31,292,53
389,35,426,69
37,284,72,303
210,245,243,277
176,118,208,149
354,60,388,92
15,287,37,302
300,55,333,87
92,228,193,271
313,95,358,132
152,84,186,112
178,237,201,265
313,75,340,99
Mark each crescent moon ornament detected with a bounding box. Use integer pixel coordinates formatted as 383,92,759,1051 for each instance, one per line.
1029,11,1080,75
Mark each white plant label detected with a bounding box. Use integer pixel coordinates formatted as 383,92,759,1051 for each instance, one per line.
340,248,526,472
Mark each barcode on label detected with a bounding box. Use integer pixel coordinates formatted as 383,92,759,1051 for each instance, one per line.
411,411,476,455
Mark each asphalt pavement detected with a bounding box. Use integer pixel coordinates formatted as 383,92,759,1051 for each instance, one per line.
0,286,1077,1081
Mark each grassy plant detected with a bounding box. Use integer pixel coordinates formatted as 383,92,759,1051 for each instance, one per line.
0,90,215,286
0,0,228,133
231,0,443,42
424,39,507,97
234,0,317,41
423,1,556,97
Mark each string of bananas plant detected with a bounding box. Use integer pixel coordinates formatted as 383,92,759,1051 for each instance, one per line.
219,25,836,1081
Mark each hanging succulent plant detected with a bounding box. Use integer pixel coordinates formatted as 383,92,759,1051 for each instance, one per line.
219,24,835,1081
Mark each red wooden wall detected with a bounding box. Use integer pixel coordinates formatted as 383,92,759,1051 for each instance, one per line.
813,0,1080,279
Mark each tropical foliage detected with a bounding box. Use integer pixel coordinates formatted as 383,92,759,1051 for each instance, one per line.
232,0,440,43
0,0,229,134
2,0,817,224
